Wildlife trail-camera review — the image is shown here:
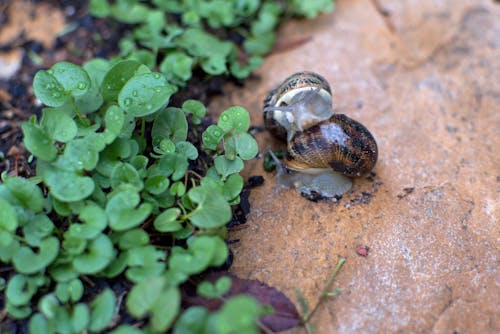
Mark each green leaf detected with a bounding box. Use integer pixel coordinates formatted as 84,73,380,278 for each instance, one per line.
222,174,243,201
202,125,224,150
6,275,37,306
173,306,209,334
39,294,59,319
42,158,95,202
210,295,261,334
126,276,165,318
118,72,177,116
160,51,194,83
188,183,231,228
3,176,44,212
197,276,231,298
0,199,18,234
110,162,143,191
33,70,68,107
109,325,143,334
22,214,54,247
83,58,110,85
126,276,180,332
106,189,152,231
72,303,90,333
89,288,116,332
152,107,188,143
21,122,57,161
64,134,105,171
214,155,244,178
55,278,84,303
145,175,170,195
110,1,150,23
150,287,181,332
50,62,91,97
101,60,142,102
67,202,107,240
103,105,125,144
290,0,335,18
73,234,114,274
218,106,250,133
6,302,32,319
118,229,149,250
29,313,52,334
154,208,182,232
13,237,59,274
41,108,77,142
234,132,259,160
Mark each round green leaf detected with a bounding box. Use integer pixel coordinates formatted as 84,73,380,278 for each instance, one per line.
67,203,107,240
64,134,105,171
106,189,152,231
89,289,116,332
126,276,165,318
145,175,170,195
41,108,77,142
21,122,56,161
182,99,206,117
173,306,209,334
6,275,37,306
72,303,90,333
103,105,125,144
0,198,18,232
110,163,143,191
202,125,224,150
151,287,181,332
118,229,150,250
118,72,177,116
217,106,250,133
29,313,50,334
187,184,231,228
152,107,188,143
23,214,54,247
50,62,90,97
39,294,59,319
33,70,67,107
13,237,60,274
154,208,182,232
73,234,114,274
101,60,142,102
214,155,244,178
43,158,95,202
160,51,193,83
235,133,259,160
222,174,244,201
4,175,44,212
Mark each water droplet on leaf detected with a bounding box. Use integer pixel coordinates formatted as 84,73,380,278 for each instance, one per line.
124,98,133,106
77,82,87,90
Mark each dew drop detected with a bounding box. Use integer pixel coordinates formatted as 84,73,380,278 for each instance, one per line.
221,115,229,122
121,77,127,82
132,90,138,97
77,82,87,90
145,104,153,110
47,69,54,75
46,83,55,89
124,98,133,106
153,86,162,93
214,131,220,137
52,92,61,98
153,73,161,79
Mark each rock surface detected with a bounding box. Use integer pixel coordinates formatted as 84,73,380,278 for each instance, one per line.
210,0,499,332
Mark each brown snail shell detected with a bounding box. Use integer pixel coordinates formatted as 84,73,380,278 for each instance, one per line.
285,114,378,177
263,71,333,141
263,71,378,178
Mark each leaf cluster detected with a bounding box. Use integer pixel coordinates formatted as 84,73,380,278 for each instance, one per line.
1,59,260,333
89,0,335,83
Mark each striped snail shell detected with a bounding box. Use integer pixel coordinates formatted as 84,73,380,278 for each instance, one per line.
263,71,378,178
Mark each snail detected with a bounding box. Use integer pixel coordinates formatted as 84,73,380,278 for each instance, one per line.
263,71,378,199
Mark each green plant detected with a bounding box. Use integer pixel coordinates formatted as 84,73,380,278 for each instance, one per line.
296,258,346,334
89,0,335,83
0,59,261,333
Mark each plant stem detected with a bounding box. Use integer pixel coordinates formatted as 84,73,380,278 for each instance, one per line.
303,257,346,324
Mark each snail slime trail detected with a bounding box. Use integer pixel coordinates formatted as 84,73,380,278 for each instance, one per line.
263,72,378,199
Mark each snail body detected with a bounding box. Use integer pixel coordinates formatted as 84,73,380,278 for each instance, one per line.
263,71,378,198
